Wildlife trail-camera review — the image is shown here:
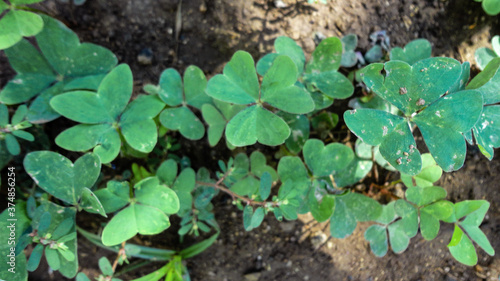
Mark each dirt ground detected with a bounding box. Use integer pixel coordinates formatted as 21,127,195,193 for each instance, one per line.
1,0,500,280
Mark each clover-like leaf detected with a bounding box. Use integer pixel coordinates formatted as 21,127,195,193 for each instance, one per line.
1,15,117,124
466,58,500,159
344,109,421,175
390,39,432,65
207,51,259,104
101,177,179,246
51,65,165,163
411,90,483,171
448,225,477,266
225,105,290,146
303,139,354,177
419,200,453,240
347,58,483,174
24,151,102,207
480,0,500,16
0,7,43,50
401,153,442,188
330,192,382,238
308,183,335,223
150,66,212,140
340,34,358,68
364,224,388,257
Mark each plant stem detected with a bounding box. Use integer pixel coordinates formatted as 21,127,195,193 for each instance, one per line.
111,241,127,273
196,181,278,207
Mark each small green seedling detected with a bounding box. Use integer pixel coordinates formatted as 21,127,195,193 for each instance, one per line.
145,66,212,140
207,50,315,146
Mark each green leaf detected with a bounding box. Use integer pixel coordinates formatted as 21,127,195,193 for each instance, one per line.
51,64,132,123
475,47,497,71
303,139,355,177
412,90,483,172
12,104,28,125
364,225,388,257
260,55,314,114
80,188,107,217
330,198,357,238
259,172,272,200
0,10,43,50
482,0,500,15
274,36,306,73
76,273,91,281
344,109,421,175
45,247,61,271
406,186,447,207
225,105,290,146
448,225,477,266
470,105,500,160
202,104,227,146
119,94,165,152
401,153,442,188
102,204,171,246
390,39,432,65
360,58,462,115
206,51,259,104
277,156,310,193
135,177,180,215
305,37,342,74
5,134,21,155
159,106,205,140
99,257,114,276
250,151,278,181
32,199,78,277
388,200,418,253
157,68,183,106
420,200,454,240
157,159,178,187
52,217,74,240
27,244,44,271
331,156,372,188
55,123,120,164
302,70,354,99
24,152,101,205
278,113,309,154
0,104,8,126
340,34,358,68
94,181,130,213
36,15,117,77
466,57,500,103
308,185,335,223
256,36,305,76
12,130,34,141
459,201,494,256
342,192,382,222
184,65,211,109
243,205,254,231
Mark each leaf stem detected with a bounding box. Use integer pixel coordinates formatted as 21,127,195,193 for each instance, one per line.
196,181,278,207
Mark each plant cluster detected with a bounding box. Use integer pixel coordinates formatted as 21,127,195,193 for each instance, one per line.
0,6,498,281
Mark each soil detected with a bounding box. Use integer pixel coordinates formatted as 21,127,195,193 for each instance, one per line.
1,0,500,280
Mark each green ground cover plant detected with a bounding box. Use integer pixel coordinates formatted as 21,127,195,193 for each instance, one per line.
0,9,497,281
